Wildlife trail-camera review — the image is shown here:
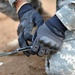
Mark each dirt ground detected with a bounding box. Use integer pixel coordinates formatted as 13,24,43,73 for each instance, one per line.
0,0,56,75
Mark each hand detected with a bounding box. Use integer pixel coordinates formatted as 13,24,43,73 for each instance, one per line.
32,21,66,57
17,4,44,56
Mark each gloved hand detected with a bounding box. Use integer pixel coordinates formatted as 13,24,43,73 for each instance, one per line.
32,15,67,57
17,4,44,56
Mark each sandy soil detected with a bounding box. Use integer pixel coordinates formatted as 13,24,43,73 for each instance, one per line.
0,0,56,75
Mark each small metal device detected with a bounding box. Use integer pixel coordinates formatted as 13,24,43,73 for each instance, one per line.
0,46,32,57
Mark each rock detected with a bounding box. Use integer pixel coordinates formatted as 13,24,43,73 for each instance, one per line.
4,39,19,52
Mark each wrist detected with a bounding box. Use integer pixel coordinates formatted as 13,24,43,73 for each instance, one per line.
15,2,29,13
14,0,29,12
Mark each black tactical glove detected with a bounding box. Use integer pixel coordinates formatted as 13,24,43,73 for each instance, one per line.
32,15,67,57
17,4,44,56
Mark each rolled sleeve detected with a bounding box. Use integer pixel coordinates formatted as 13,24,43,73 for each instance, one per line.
56,1,75,31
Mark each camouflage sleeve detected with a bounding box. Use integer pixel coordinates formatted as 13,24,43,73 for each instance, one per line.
56,0,75,31
0,1,18,21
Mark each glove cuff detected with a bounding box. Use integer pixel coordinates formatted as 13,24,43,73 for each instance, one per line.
45,15,67,38
18,3,33,19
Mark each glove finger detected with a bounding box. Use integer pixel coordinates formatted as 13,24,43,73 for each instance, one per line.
37,44,45,57
45,39,59,50
32,37,40,54
32,30,37,42
37,44,52,56
39,37,50,47
39,36,59,50
32,37,47,57
23,51,30,57
18,33,27,47
24,33,32,41
18,32,31,56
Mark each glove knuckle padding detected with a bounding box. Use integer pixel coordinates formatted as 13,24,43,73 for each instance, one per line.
38,24,63,50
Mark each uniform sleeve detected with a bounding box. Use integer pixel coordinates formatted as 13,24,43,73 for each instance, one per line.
56,0,75,30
